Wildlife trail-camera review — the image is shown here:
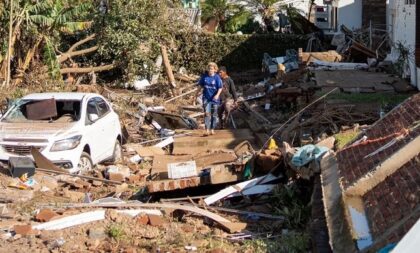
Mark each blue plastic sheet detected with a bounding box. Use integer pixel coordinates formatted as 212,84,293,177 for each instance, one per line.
291,144,329,167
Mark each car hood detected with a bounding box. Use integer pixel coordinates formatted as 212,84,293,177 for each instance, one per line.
0,122,78,141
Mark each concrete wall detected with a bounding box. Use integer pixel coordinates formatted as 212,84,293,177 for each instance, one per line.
337,0,363,30
387,0,417,88
307,0,362,31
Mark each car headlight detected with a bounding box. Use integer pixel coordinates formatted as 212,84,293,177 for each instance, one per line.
50,135,82,152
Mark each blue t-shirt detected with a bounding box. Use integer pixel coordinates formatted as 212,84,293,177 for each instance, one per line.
198,73,223,103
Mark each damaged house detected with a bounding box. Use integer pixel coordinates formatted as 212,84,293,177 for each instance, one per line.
320,93,420,252
387,0,419,89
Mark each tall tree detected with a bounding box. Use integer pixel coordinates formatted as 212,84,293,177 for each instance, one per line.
201,0,250,33
0,0,93,84
243,0,280,32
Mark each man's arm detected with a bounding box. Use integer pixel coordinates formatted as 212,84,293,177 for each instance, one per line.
213,76,223,101
214,87,222,101
228,78,238,101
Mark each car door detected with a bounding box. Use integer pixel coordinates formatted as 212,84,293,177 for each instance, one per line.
94,97,116,159
84,98,106,164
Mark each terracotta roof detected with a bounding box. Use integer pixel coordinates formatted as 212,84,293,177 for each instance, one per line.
337,93,420,189
363,154,419,238
332,93,420,250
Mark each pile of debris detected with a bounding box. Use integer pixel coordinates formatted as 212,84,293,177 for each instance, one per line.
0,26,417,252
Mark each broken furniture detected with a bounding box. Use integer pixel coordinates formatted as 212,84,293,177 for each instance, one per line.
8,157,36,178
145,140,255,193
147,110,198,130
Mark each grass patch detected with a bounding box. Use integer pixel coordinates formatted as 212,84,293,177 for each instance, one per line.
106,224,125,241
323,92,410,105
241,233,310,253
335,130,361,149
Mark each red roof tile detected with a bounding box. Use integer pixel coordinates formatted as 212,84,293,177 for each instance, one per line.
337,93,420,188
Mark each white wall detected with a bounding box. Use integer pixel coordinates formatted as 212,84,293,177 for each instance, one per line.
387,0,417,87
303,0,362,31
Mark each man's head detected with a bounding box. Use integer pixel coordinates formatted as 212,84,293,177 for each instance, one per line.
218,66,228,78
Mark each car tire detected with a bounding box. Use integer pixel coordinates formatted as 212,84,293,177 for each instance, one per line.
77,152,93,174
110,140,123,164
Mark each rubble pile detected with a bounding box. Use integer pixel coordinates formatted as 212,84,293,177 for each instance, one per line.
0,33,417,252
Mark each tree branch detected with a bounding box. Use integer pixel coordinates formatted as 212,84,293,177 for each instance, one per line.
68,33,96,53
60,64,115,74
58,46,99,63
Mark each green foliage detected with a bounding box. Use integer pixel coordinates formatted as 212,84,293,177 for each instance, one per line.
43,39,61,79
393,42,413,77
324,92,410,105
225,9,253,33
202,0,250,33
335,130,360,150
270,183,311,229
95,0,185,81
172,33,307,73
0,0,93,81
107,224,125,240
280,232,310,253
242,0,280,30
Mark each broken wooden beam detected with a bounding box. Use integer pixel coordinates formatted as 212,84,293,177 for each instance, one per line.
172,129,255,155
204,174,278,205
36,202,246,233
164,87,197,104
36,168,122,185
206,206,285,220
161,45,176,89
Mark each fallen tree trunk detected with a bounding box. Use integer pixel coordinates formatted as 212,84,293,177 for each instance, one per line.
161,45,177,89
60,64,115,74
58,46,99,64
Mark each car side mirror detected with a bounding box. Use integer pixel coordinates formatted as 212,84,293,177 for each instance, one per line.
88,113,99,122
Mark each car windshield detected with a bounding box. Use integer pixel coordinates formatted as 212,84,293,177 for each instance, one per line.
1,99,81,123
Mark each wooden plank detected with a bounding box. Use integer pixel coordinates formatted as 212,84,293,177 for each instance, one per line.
210,165,243,184
152,152,237,179
173,129,255,155
206,206,285,220
36,168,122,185
204,174,278,205
135,146,165,157
229,184,277,197
164,88,198,104
39,202,245,233
31,148,67,173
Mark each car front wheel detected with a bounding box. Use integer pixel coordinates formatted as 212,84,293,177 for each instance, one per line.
78,152,93,174
110,140,123,164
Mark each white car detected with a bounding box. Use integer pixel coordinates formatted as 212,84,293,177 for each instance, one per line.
0,93,122,174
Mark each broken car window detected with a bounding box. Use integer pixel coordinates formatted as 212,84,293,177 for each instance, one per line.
95,98,110,117
1,99,81,123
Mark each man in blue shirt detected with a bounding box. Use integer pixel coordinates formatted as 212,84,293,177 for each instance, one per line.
197,62,223,135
